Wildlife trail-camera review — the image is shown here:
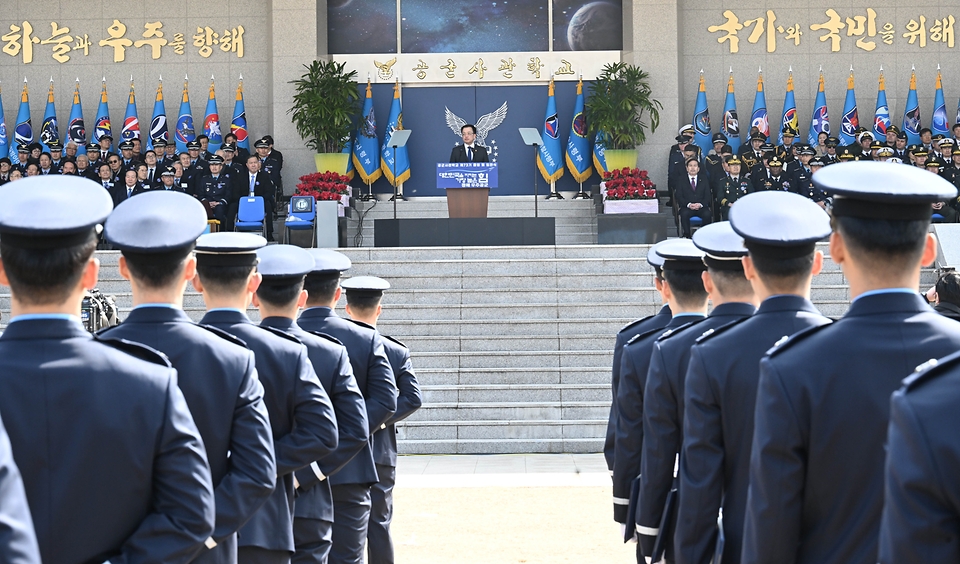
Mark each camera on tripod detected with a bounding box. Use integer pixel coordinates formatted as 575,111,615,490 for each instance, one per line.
80,289,119,333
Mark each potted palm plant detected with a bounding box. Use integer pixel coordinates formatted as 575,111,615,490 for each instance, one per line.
586,62,662,171
289,60,360,174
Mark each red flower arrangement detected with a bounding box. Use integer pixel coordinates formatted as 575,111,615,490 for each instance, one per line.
295,171,350,201
602,167,657,200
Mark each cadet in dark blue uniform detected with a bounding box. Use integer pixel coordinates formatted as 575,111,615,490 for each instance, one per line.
879,351,960,562
604,242,673,474
298,251,398,564
251,245,370,564
0,413,40,564
192,233,339,564
613,240,709,544
0,176,215,563
340,276,424,564
101,191,278,563
742,162,960,564
636,223,758,562
196,155,234,226
674,192,831,564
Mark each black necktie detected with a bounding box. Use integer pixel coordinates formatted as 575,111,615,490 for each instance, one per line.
467,147,473,162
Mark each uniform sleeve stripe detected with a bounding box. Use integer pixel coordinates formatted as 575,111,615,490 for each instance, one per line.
636,525,659,536
311,461,326,481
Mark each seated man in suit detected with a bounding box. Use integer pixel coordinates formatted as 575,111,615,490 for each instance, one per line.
449,124,489,163
676,157,712,237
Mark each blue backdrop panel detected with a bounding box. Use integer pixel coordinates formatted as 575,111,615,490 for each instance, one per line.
357,82,582,197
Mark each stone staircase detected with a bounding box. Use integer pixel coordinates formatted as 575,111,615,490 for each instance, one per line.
346,196,598,246
0,245,938,455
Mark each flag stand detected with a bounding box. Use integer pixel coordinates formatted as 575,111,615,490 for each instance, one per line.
359,181,375,202
386,130,412,220
573,181,590,199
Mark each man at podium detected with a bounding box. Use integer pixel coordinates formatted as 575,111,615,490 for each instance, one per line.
450,125,490,163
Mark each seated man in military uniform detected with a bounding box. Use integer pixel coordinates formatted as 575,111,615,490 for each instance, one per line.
715,155,750,220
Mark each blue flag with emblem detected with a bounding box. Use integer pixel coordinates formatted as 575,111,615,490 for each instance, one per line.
839,70,859,145
231,76,249,151
148,78,168,151
14,79,33,160
902,69,921,145
353,79,381,184
808,71,829,146
40,80,60,152
565,79,592,183
779,70,798,145
0,84,8,161
537,79,564,183
592,130,607,175
693,72,712,154
343,135,354,180
750,70,769,141
381,81,411,186
203,76,222,152
721,71,740,152
94,80,111,144
873,70,890,140
932,67,949,138
68,80,86,155
121,80,140,142
175,77,196,153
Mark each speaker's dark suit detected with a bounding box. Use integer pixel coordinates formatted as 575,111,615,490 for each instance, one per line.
449,144,489,163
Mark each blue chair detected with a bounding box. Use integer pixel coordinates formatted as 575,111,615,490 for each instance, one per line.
235,196,266,237
689,216,704,234
932,213,946,223
285,195,317,246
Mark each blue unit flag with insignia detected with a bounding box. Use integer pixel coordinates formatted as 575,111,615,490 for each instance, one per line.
381,81,410,187
839,70,859,146
353,79,382,184
751,70,769,142
722,71,740,152
231,77,249,151
93,80,111,145
932,68,950,138
593,130,607,175
148,79,168,151
902,69,921,145
175,78,196,153
565,78,592,183
693,72,712,154
808,71,830,146
68,81,87,155
779,71,798,145
0,84,9,161
873,70,890,141
537,79,564,183
203,77,222,153
121,80,140,142
14,80,33,161
40,80,59,153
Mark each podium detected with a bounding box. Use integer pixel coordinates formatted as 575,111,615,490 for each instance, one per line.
437,163,498,218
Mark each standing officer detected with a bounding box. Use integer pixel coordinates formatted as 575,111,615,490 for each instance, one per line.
741,162,960,564
0,175,215,563
613,240,708,546
252,245,370,564
636,223,757,562
256,139,284,211
298,250,398,564
675,192,831,564
604,242,674,474
879,349,960,562
339,276,423,564
193,232,339,564
101,191,278,563
0,413,40,563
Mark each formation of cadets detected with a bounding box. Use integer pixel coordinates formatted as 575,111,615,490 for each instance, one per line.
0,133,284,241
608,160,960,563
667,122,960,237
0,177,421,564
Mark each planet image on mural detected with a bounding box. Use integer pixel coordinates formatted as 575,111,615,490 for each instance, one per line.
566,1,621,51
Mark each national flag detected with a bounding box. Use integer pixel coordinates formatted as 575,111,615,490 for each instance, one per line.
231,76,249,151
68,80,86,155
721,70,740,152
873,70,890,140
148,78,168,151
381,80,410,186
537,79,565,183
121,80,140,142
352,79,381,184
175,77,196,153
808,71,830,146
693,71,712,155
750,70,769,141
93,80,111,144
40,80,60,152
593,130,607,174
203,76,222,152
932,67,950,138
779,70,798,145
0,84,9,161
14,79,33,157
565,78,592,183
902,69,921,145
839,70,859,146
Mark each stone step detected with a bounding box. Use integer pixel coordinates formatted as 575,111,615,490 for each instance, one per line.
401,335,614,353
377,318,644,337
419,384,609,403
396,438,602,455
412,350,612,370
415,367,611,386
408,401,608,422
398,419,606,441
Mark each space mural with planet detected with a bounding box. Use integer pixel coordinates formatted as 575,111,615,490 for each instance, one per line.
328,0,622,54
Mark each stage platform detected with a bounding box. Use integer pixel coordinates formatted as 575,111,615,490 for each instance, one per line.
374,217,556,247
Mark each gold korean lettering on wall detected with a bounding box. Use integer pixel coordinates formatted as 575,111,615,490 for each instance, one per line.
708,9,956,53
0,19,245,63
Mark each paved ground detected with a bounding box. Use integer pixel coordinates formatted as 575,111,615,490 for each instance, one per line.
391,454,637,563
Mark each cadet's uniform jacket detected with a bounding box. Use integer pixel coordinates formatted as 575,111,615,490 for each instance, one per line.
742,292,960,564
374,335,423,467
0,412,40,564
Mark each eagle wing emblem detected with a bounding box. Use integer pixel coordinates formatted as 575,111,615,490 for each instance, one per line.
475,101,508,146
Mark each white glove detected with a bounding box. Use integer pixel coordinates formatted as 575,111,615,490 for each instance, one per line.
620,523,637,543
